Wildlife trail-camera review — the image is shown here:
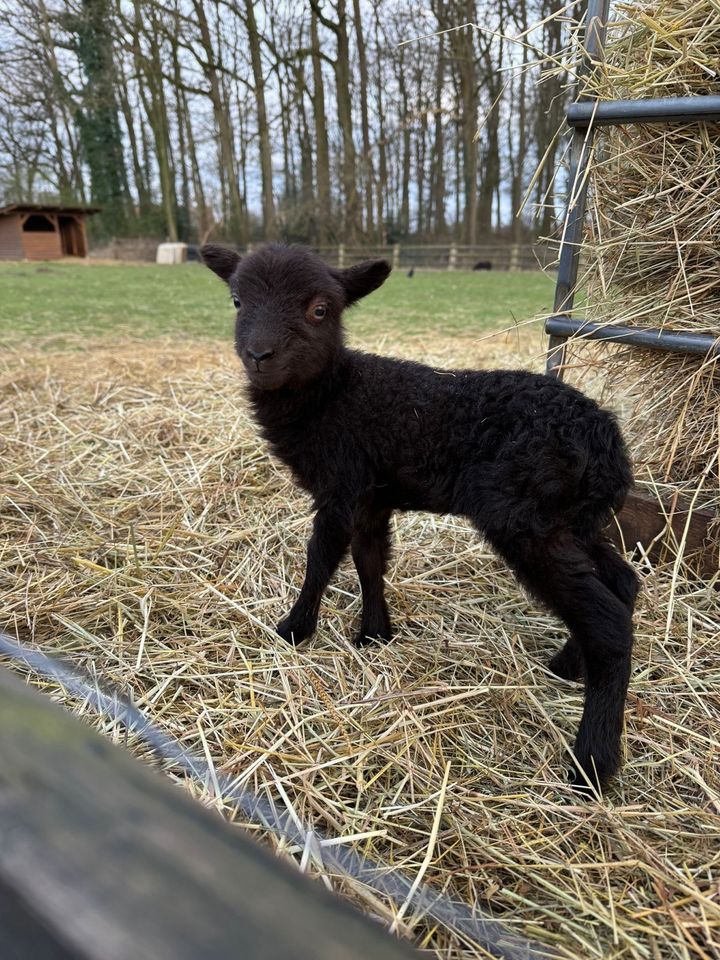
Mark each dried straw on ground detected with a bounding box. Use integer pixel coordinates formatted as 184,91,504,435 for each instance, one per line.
561,0,720,510
1,335,718,959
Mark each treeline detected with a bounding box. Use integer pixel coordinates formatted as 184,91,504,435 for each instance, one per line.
0,0,572,245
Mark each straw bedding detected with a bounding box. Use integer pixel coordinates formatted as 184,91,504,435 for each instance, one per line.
1,333,718,959
563,0,720,508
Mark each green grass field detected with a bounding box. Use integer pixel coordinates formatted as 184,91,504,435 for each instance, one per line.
0,261,554,344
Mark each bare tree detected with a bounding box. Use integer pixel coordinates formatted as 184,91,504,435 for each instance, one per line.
0,0,573,246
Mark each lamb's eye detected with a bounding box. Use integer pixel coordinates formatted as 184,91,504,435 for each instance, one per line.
232,296,241,309
312,304,326,320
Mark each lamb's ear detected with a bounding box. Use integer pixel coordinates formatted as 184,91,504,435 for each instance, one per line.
200,244,241,282
333,259,391,306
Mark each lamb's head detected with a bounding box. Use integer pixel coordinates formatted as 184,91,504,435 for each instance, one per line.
201,243,391,391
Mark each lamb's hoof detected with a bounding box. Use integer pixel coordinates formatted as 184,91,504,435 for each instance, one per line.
354,622,392,648
568,752,617,798
276,616,314,646
568,765,602,798
548,648,583,682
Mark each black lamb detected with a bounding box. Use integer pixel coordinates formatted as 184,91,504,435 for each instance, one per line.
201,242,638,794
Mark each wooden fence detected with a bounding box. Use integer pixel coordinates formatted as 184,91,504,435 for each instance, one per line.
93,238,556,270
250,242,554,272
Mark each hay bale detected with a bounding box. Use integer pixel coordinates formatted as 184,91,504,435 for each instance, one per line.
561,0,720,517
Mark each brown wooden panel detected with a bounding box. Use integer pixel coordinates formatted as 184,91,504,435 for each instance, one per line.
0,214,23,259
0,667,419,960
609,490,718,575
22,228,62,260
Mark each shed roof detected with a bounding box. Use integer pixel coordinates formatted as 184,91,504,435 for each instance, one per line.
0,203,101,217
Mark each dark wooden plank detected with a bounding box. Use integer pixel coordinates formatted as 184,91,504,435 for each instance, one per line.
0,878,79,960
609,490,718,575
0,667,419,960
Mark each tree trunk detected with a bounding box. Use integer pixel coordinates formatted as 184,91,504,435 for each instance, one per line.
511,0,529,244
430,33,446,236
172,43,192,240
116,66,151,217
476,1,503,237
397,49,411,237
352,0,373,237
132,1,178,240
292,57,314,238
244,0,276,238
72,0,130,236
444,4,478,244
310,8,332,243
146,58,178,241
535,0,566,236
192,0,246,241
184,91,209,238
414,61,428,237
335,1,361,241
312,0,361,241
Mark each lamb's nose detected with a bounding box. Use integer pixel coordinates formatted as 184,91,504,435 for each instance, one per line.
247,348,275,365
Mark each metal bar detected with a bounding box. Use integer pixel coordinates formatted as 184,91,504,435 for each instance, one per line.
568,94,720,128
546,315,720,357
547,0,611,378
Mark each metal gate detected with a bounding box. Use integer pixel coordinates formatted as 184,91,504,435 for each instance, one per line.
545,0,720,378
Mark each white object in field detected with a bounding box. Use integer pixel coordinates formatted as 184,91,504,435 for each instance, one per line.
156,242,188,264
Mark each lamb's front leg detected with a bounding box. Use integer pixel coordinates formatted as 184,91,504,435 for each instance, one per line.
276,504,353,645
351,506,393,646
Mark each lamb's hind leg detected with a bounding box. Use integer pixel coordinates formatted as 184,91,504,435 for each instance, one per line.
549,540,638,683
351,506,393,646
549,636,584,682
509,534,634,792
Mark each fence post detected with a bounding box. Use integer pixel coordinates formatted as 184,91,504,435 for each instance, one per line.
338,243,345,268
392,243,400,270
448,243,457,271
510,244,520,272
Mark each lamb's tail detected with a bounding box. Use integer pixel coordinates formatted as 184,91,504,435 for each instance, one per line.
568,411,634,544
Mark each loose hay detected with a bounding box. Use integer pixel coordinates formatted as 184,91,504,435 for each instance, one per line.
0,335,719,959
559,0,720,513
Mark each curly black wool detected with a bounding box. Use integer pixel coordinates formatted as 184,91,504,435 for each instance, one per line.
202,242,639,793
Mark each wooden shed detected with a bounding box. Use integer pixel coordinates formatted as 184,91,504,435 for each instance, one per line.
0,203,100,261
